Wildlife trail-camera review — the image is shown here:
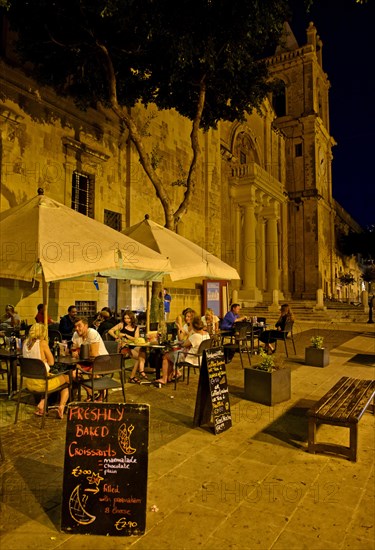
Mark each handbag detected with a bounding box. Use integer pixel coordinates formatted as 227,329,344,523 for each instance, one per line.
120,345,132,358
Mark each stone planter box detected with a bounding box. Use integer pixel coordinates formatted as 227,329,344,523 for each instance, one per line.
244,366,291,406
305,347,330,368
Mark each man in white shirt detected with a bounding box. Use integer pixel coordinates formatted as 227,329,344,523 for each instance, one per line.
71,317,108,358
71,317,108,401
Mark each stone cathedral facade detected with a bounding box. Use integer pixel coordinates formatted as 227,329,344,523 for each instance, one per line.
0,21,362,320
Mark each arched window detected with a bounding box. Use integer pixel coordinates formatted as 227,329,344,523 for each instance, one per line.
234,132,259,165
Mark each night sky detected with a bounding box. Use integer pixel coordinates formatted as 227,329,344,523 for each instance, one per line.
291,0,374,228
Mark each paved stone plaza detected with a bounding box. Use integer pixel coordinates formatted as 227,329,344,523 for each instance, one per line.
0,322,374,550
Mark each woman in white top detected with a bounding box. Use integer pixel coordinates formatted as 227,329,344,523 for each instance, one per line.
157,308,196,385
175,308,196,340
155,315,210,385
201,308,219,334
22,323,69,418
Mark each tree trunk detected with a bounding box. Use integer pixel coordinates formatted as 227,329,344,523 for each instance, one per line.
99,41,206,229
150,281,163,325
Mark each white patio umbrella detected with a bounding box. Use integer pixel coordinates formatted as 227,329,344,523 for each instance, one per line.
122,216,240,332
0,192,171,325
122,215,240,281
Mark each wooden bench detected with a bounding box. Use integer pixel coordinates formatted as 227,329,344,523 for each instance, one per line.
308,376,375,461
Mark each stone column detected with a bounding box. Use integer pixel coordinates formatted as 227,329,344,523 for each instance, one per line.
362,290,369,314
314,288,326,310
235,206,242,272
242,202,257,291
232,289,238,305
265,214,279,292
256,216,265,291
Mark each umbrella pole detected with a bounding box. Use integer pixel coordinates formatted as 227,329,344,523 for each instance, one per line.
42,274,49,333
146,281,150,334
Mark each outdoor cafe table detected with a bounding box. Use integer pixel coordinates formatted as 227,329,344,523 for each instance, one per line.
128,342,182,380
0,348,22,397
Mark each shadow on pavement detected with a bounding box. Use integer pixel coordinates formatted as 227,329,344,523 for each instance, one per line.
346,353,375,367
252,398,316,450
2,456,63,530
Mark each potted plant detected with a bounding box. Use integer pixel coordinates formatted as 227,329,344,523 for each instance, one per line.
305,335,330,367
244,349,291,406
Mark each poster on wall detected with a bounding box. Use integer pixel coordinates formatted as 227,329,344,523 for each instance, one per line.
203,280,229,318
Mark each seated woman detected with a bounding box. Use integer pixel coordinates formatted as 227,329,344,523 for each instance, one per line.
201,308,219,334
259,303,294,354
155,315,209,386
22,323,69,418
159,308,196,383
108,310,147,383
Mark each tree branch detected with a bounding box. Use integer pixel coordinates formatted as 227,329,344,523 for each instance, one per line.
174,78,206,224
95,41,174,225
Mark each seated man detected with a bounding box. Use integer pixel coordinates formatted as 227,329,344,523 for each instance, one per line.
0,304,21,329
97,307,117,337
70,317,108,400
35,303,55,324
59,305,77,340
221,303,247,364
71,317,108,358
221,303,247,331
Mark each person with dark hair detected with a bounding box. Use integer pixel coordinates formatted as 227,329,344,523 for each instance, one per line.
175,308,196,340
154,315,210,386
163,288,172,321
97,308,117,336
70,317,108,400
35,303,55,324
221,303,247,331
59,305,77,340
71,317,108,358
108,310,147,383
259,303,294,353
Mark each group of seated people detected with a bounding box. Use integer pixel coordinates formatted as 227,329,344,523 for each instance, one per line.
223,302,294,354
12,299,295,415
21,313,113,413
154,308,211,386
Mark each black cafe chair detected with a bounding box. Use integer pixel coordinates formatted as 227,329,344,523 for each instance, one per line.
75,354,126,402
261,321,296,357
174,338,212,389
48,329,62,349
273,321,296,357
0,359,11,398
223,325,251,368
166,322,178,341
15,357,70,429
104,340,119,354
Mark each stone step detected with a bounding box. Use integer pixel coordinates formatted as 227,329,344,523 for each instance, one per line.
240,301,368,324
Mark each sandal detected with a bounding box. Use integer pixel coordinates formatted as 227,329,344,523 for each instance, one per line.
94,392,104,402
153,379,166,387
34,408,46,417
129,377,140,384
139,371,148,380
168,372,182,382
56,406,65,419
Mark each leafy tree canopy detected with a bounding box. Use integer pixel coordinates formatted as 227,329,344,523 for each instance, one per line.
4,0,302,130
338,228,375,261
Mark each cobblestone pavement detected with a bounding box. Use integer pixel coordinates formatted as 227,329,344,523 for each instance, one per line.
0,322,374,550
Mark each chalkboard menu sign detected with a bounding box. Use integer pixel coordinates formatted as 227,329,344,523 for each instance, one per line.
61,403,149,537
193,347,232,434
